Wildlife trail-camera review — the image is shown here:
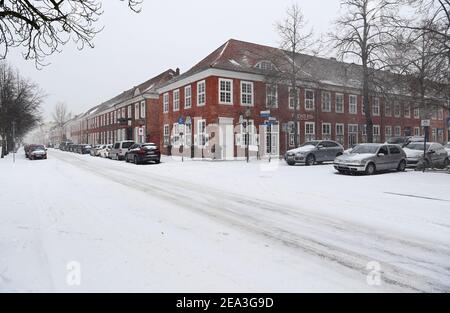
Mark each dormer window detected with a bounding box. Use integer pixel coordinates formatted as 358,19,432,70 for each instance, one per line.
255,60,276,71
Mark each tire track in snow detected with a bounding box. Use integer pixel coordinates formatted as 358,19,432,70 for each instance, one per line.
53,151,450,292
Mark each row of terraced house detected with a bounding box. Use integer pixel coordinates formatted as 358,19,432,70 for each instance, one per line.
65,39,449,159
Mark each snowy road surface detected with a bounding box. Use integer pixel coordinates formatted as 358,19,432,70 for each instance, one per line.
1,149,449,292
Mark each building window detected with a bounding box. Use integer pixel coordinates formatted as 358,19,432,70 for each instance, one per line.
385,103,392,116
438,108,444,120
173,89,180,111
414,107,420,119
322,123,331,140
289,87,299,110
394,126,401,136
163,93,169,113
336,94,344,113
414,127,420,136
163,124,170,146
197,119,207,147
219,78,233,105
373,98,380,116
241,81,253,106
122,107,126,120
135,103,139,120
197,81,206,106
373,125,380,143
185,86,192,109
336,123,344,145
266,84,278,108
394,102,401,117
385,126,392,139
140,101,146,119
305,122,315,141
239,119,255,146
172,123,180,146
322,92,331,112
348,124,358,147
305,89,315,110
349,95,357,114
404,104,410,118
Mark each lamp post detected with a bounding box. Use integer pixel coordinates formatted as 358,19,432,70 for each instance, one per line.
178,116,185,162
186,116,192,159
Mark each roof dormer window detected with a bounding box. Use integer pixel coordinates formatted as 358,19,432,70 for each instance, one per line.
255,60,276,71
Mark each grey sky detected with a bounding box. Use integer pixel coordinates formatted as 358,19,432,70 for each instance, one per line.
8,0,342,121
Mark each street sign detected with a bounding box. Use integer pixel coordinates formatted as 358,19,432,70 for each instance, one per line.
260,110,271,118
421,120,431,127
138,127,144,136
268,117,277,121
185,116,192,126
178,117,185,125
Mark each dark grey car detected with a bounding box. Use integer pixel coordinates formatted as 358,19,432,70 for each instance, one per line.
285,140,344,166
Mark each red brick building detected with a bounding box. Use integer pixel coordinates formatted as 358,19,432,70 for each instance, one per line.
158,39,448,159
68,69,178,145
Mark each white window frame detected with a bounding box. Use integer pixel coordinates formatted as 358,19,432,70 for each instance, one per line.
197,81,206,107
336,123,345,145
127,105,132,119
394,102,401,117
140,101,146,119
335,93,344,113
219,78,233,105
240,81,254,106
394,126,401,136
305,122,315,141
134,103,139,120
197,119,207,147
184,85,192,109
173,89,180,112
305,89,315,111
321,92,331,112
414,127,420,136
163,124,170,147
322,123,331,140
385,126,392,138
266,84,278,108
413,107,420,119
373,98,380,116
163,93,169,113
349,95,357,114
404,104,411,118
288,87,299,110
385,103,392,117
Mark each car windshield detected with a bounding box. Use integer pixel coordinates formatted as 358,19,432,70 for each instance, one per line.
301,141,320,147
32,146,45,151
122,142,134,149
406,143,430,151
351,145,379,154
142,144,157,150
387,137,406,144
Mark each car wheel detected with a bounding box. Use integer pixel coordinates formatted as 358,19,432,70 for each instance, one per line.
397,160,406,172
305,154,315,166
134,156,139,165
365,162,376,175
444,158,449,167
287,161,295,166
155,159,160,164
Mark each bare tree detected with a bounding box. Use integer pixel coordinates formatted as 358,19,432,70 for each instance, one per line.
275,4,317,147
331,0,398,143
0,0,142,67
0,62,42,157
52,101,70,142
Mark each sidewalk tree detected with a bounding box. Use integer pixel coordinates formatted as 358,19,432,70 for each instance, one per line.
0,0,142,67
331,0,398,143
52,102,71,142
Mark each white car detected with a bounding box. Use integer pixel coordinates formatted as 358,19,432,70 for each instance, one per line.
403,142,449,168
109,141,134,160
99,145,112,158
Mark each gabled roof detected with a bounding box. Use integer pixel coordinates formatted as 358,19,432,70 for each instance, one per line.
160,39,388,91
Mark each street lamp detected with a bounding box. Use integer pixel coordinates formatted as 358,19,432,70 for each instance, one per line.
239,108,252,163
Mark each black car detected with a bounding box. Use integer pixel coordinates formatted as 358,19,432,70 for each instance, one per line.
125,143,161,164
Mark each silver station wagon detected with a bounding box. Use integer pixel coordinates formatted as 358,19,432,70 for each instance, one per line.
334,143,407,175
285,140,344,166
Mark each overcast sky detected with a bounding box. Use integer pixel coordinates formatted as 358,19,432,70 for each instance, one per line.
8,0,342,121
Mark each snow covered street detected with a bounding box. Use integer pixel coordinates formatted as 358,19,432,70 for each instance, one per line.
1,149,450,292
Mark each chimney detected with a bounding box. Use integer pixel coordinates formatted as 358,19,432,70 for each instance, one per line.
175,68,180,76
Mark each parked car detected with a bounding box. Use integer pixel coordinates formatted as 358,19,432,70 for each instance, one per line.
28,145,47,160
403,142,449,168
99,145,112,158
109,141,134,160
79,144,92,154
125,143,161,164
334,143,407,175
67,144,76,152
445,142,450,155
385,136,424,148
285,140,344,166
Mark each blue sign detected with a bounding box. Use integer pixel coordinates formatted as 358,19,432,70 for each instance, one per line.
178,117,185,125
447,117,450,127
